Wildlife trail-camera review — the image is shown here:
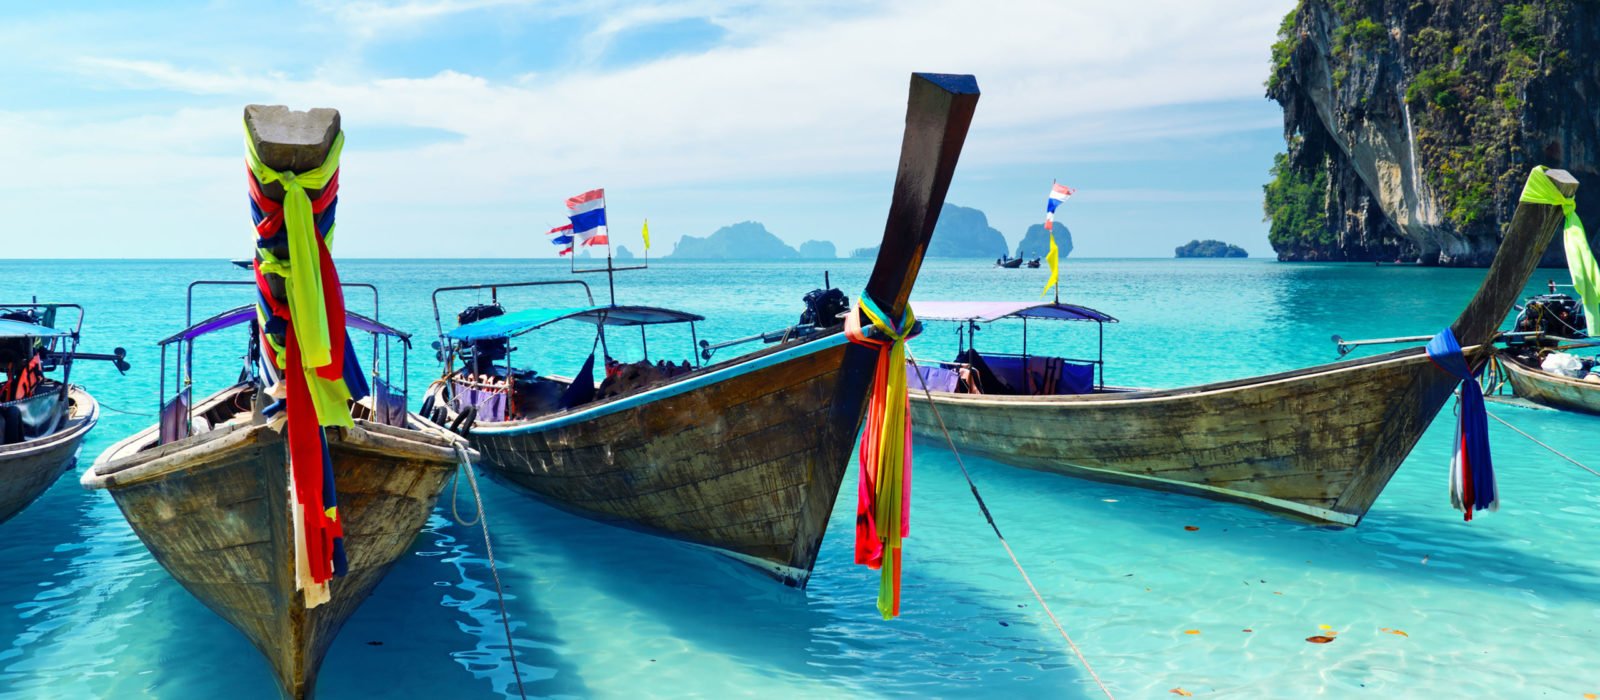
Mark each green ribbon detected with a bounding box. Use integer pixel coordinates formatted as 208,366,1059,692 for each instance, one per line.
244,127,345,369
1519,166,1598,336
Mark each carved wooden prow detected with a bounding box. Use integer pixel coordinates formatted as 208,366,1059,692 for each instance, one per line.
244,105,341,338
1451,168,1578,348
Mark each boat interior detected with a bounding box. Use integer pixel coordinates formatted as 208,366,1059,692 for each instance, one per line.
431,303,716,424
428,278,852,425
127,282,417,457
0,381,71,445
0,303,91,445
909,300,1131,398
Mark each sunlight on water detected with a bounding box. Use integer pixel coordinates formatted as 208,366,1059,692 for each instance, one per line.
0,258,1595,698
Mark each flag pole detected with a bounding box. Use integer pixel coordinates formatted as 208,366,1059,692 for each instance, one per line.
1055,179,1062,304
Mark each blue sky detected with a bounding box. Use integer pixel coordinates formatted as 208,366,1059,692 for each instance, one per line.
0,0,1296,259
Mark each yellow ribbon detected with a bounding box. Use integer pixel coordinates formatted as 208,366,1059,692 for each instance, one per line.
1520,166,1599,336
1041,232,1060,299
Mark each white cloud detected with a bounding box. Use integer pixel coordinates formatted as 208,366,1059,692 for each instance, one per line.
1,0,1295,258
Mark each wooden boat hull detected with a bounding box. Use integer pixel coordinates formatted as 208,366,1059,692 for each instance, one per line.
911,347,1467,525
908,168,1578,526
0,386,97,525
1500,355,1600,414
429,73,980,586
83,396,462,699
435,334,861,584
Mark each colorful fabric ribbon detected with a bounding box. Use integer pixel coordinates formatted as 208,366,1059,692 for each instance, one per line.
845,295,917,619
1425,327,1496,520
1519,165,1598,336
246,125,365,596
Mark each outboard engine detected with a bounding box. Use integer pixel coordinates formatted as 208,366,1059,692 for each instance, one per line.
799,287,849,329
457,303,509,365
1512,293,1588,346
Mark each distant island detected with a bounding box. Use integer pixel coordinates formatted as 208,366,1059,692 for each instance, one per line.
1015,223,1072,260
852,203,1008,259
798,240,836,259
615,245,635,260
1175,239,1248,258
667,221,800,259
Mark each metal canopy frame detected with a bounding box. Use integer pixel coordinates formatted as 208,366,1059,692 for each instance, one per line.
157,280,406,443
941,302,1112,391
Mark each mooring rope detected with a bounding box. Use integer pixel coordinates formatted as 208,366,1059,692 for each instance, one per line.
450,460,483,527
95,401,154,417
905,351,1116,700
1485,409,1600,478
451,444,527,699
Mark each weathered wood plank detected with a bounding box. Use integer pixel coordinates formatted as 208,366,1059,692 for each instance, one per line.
86,386,460,699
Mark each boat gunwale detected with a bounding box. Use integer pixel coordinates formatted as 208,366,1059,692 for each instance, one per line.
82,385,469,490
911,342,1488,407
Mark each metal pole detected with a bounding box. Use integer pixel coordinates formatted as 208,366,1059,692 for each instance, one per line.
690,323,701,368
158,344,166,423
1098,321,1104,389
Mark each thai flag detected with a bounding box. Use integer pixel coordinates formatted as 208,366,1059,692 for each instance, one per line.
566,188,609,246
547,223,574,255
1044,183,1075,231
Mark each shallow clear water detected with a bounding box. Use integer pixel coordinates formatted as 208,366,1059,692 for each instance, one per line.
0,257,1595,698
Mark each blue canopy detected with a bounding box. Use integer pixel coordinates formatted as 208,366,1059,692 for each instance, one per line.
0,319,68,339
447,305,705,341
912,301,1118,324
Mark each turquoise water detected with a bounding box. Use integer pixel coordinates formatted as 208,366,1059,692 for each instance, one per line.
1,258,1596,698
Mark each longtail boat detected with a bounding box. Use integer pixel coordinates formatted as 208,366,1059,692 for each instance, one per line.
1490,284,1599,414
1495,354,1600,414
422,72,980,585
80,106,469,699
0,303,125,524
907,168,1579,526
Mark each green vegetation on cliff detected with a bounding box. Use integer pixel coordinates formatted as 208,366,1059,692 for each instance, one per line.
1263,151,1330,251
1264,0,1598,265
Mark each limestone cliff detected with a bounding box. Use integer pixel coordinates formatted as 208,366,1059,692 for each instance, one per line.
667,221,799,259
1265,0,1600,265
1015,223,1073,260
798,240,837,259
852,203,1009,258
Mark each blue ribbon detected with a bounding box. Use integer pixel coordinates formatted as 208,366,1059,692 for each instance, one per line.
1425,328,1496,518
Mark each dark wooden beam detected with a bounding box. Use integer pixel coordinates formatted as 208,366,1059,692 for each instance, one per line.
1451,168,1579,347
863,73,981,319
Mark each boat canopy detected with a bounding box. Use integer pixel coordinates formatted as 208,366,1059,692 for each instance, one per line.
447,305,706,341
159,304,409,346
913,301,1118,324
0,319,69,339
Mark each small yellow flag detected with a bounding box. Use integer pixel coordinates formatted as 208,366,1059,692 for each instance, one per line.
1041,232,1060,299
642,218,651,251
